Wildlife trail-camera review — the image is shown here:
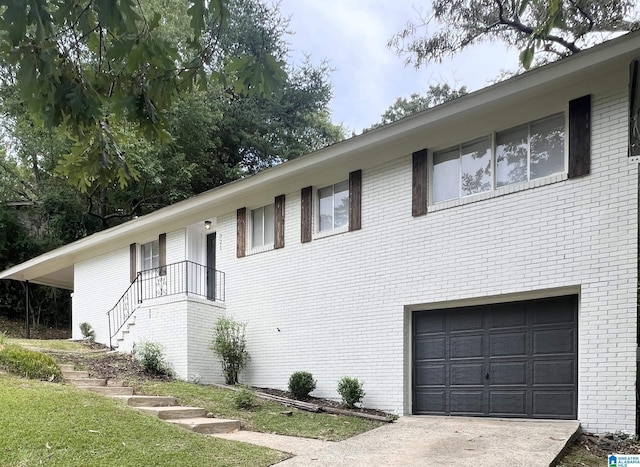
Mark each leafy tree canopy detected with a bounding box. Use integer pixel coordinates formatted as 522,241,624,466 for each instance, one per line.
368,84,468,129
0,0,286,190
390,0,640,69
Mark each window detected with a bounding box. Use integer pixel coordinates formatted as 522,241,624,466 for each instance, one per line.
496,114,565,187
141,240,159,271
318,180,349,231
432,113,565,203
251,204,275,248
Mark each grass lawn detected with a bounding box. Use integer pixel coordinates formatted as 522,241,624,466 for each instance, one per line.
0,375,287,467
132,380,383,441
6,338,89,352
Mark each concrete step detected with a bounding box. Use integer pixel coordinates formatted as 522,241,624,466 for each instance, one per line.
67,378,106,387
58,364,75,372
168,417,241,434
63,370,90,379
81,386,135,396
112,395,178,407
136,406,206,420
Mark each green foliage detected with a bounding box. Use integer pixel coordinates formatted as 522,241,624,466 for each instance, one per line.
0,331,6,345
0,344,62,381
134,341,174,376
288,371,317,400
234,385,257,409
210,317,250,385
390,0,640,69
79,322,95,341
337,377,366,408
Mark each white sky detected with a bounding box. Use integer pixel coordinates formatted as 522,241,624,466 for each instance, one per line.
277,0,521,133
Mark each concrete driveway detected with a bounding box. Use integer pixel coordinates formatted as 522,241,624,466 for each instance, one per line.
274,416,580,467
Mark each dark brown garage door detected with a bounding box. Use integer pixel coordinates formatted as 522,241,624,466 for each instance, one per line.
412,295,577,419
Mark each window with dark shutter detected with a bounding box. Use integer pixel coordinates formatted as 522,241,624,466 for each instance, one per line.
237,208,246,258
412,149,428,216
630,59,640,158
275,194,285,249
568,95,591,178
301,186,312,243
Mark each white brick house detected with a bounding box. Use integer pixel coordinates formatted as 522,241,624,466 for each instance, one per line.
3,32,640,434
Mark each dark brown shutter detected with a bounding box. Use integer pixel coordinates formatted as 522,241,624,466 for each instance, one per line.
412,149,428,216
129,243,137,283
274,194,285,249
348,170,362,231
301,186,312,243
568,95,591,178
237,208,246,258
630,59,640,157
158,233,167,276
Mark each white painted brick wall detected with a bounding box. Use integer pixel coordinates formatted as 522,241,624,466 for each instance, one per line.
215,88,637,433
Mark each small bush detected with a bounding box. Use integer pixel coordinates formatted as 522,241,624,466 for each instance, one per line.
79,322,95,341
210,317,250,385
234,385,257,409
134,341,173,376
337,377,365,408
0,344,62,381
288,371,316,400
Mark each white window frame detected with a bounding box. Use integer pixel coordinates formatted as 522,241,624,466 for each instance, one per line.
431,112,567,205
249,204,275,253
140,240,159,272
316,180,349,236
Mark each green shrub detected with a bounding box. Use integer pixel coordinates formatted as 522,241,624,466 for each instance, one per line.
210,317,250,385
134,341,173,376
234,385,257,409
79,322,95,341
0,331,6,345
0,344,62,381
337,376,365,408
288,371,316,400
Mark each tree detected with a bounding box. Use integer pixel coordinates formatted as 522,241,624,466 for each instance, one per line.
0,0,286,190
389,0,640,69
368,84,468,129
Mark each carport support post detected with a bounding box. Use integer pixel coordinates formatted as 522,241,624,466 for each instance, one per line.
25,280,30,339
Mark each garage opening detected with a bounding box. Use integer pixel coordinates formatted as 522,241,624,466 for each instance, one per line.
412,295,577,419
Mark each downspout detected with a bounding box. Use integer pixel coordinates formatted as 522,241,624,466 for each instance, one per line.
25,280,30,339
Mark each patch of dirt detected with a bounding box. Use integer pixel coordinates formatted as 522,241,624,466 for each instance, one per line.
0,317,71,339
51,349,174,384
575,432,640,456
255,387,393,418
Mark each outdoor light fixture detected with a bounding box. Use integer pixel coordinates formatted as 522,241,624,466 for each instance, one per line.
204,220,212,230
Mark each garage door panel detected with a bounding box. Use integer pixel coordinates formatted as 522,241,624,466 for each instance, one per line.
413,295,577,419
414,364,445,386
533,391,576,418
414,390,446,413
451,335,483,358
489,391,526,416
490,332,527,357
414,313,445,334
449,311,483,332
489,307,527,328
450,391,484,414
451,363,484,385
414,336,445,360
533,329,575,355
490,361,527,385
533,360,576,385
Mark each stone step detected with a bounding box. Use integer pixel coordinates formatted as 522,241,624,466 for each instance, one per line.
136,406,206,420
112,395,178,407
81,386,135,396
168,417,241,434
58,364,75,372
67,378,106,387
63,370,90,379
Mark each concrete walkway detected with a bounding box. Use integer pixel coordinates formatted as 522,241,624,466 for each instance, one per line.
218,416,580,467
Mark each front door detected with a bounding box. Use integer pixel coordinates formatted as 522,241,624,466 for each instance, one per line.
206,232,216,300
